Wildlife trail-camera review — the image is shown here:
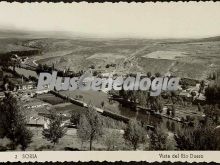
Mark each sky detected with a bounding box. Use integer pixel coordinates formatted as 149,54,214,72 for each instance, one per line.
0,2,220,38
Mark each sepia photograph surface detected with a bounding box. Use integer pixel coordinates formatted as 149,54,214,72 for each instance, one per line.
0,2,220,154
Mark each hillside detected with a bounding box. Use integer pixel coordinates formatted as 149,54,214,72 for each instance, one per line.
0,30,219,80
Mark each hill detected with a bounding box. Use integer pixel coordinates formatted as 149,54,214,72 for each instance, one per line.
0,30,219,80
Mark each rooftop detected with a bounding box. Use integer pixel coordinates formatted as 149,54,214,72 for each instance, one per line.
9,78,35,86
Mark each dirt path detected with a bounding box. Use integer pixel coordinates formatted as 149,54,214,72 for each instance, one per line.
166,61,178,75
113,45,152,75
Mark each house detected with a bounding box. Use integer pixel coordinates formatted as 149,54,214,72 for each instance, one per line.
187,83,200,93
9,78,35,91
20,81,36,90
179,91,192,98
101,72,113,78
35,89,49,94
193,93,206,104
23,100,50,109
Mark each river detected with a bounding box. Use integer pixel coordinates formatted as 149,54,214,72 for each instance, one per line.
14,66,180,131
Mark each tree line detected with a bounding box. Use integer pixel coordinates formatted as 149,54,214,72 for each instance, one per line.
0,92,220,151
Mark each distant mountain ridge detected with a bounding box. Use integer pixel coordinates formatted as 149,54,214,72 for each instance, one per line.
0,29,96,39
199,36,220,42
0,28,220,41
0,29,30,38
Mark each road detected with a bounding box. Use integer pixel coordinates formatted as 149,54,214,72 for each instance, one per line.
112,44,153,75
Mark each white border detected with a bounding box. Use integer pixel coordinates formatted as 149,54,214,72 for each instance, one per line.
0,151,219,162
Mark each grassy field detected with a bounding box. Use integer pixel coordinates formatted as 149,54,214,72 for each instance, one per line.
60,90,121,114
142,51,187,60
36,93,66,105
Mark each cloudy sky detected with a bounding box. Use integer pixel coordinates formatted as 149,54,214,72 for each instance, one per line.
0,2,220,38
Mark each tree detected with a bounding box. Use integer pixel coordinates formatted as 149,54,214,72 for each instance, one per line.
171,105,176,118
103,130,123,150
149,126,168,150
174,125,219,150
16,126,33,150
124,120,147,150
157,100,163,113
147,72,152,78
90,65,95,69
170,91,178,104
93,70,98,76
155,72,161,77
166,121,171,131
203,104,220,124
70,111,81,126
152,97,163,113
105,64,110,68
52,63,55,70
166,108,171,116
77,114,91,150
170,122,176,132
204,81,220,124
136,91,148,107
43,64,48,71
119,88,128,100
185,115,195,127
0,92,33,150
205,85,220,105
199,80,205,94
101,101,105,108
3,75,9,85
198,103,203,112
42,113,66,146
36,63,43,74
77,105,103,150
